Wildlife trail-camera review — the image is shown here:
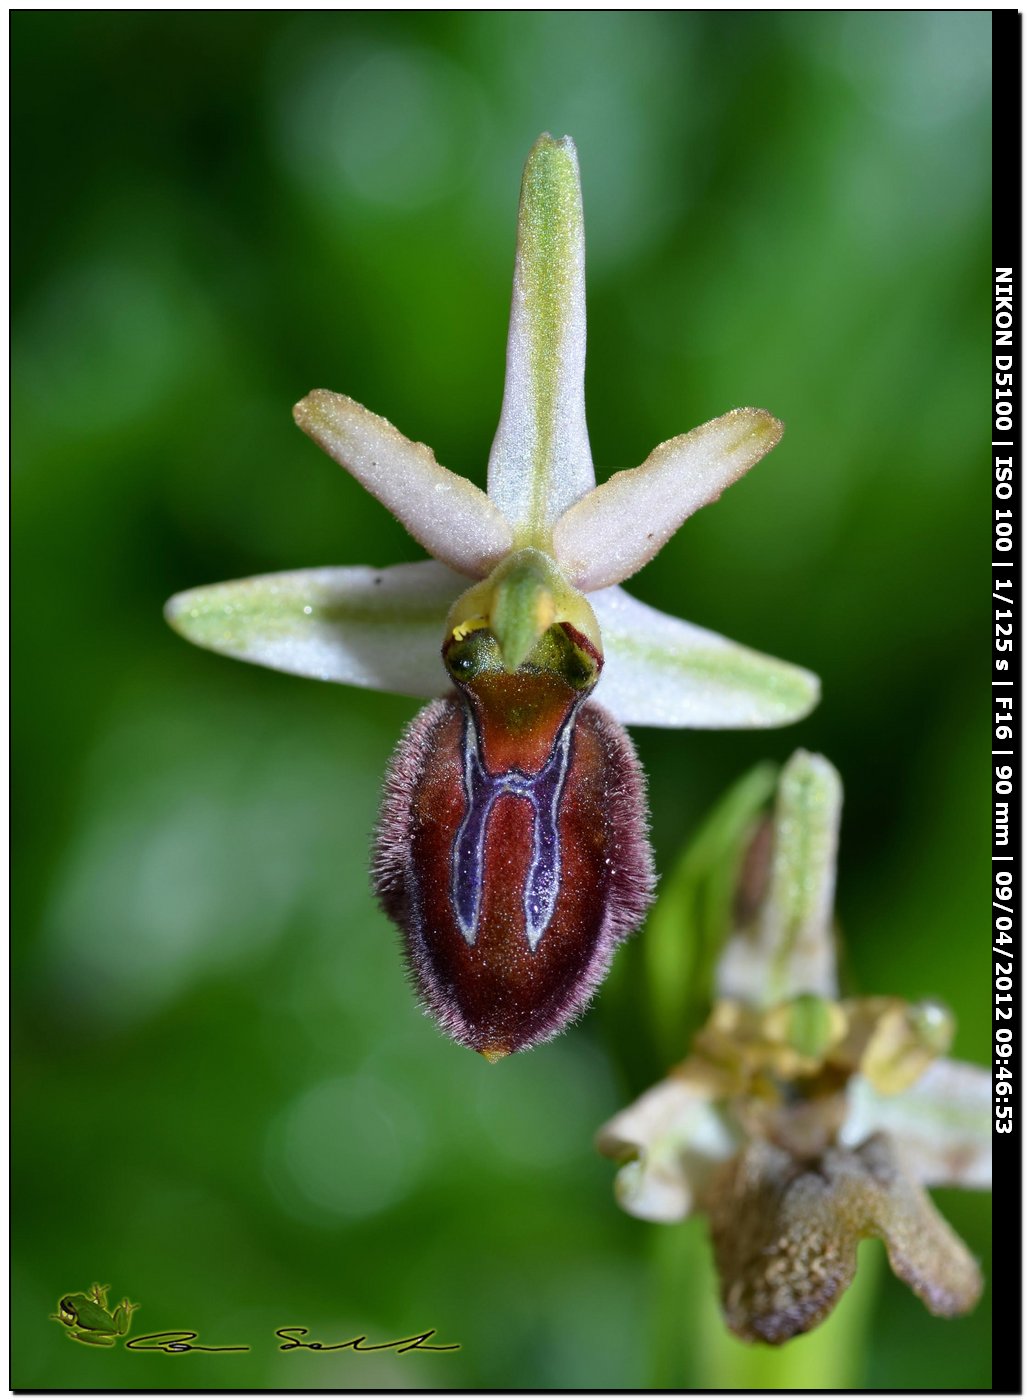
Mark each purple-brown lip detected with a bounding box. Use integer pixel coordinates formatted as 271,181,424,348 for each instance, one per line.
372,637,654,1057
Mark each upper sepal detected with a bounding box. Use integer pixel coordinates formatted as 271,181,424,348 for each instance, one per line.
715,749,841,1008
487,135,595,543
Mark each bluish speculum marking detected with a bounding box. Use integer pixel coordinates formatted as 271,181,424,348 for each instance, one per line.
451,701,581,951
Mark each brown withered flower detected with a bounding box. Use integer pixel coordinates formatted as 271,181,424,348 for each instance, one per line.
598,750,990,1344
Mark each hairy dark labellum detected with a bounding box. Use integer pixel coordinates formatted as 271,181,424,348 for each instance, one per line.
373,624,654,1058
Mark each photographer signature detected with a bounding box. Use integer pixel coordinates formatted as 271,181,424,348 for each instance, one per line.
125,1327,459,1355
52,1282,460,1357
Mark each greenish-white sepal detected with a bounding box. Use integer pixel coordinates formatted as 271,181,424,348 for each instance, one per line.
553,408,784,590
841,1059,992,1190
294,390,512,578
716,750,841,1008
165,560,465,696
487,134,595,543
595,1076,739,1223
589,585,820,729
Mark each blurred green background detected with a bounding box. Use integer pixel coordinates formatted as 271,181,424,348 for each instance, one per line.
12,11,991,1390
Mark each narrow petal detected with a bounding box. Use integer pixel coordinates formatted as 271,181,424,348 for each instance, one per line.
165,560,464,696
596,1076,738,1222
842,1059,992,1189
553,409,784,590
487,134,594,543
294,390,512,578
709,1134,982,1345
589,586,820,729
716,750,841,1007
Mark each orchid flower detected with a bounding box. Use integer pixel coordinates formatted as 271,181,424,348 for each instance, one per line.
597,750,991,1344
165,134,819,1058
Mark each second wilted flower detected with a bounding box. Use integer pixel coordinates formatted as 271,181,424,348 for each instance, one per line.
599,751,991,1343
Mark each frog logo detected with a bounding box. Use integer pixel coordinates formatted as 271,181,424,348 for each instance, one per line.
51,1283,138,1346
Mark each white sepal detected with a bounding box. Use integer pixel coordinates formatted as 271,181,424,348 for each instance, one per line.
590,585,820,729
596,1076,739,1223
841,1059,993,1190
165,560,465,697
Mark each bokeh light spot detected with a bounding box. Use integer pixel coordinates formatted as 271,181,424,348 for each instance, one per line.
265,1073,427,1223
274,36,488,210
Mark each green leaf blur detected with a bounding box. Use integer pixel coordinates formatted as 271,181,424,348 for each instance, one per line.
641,762,778,1065
12,12,991,1389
